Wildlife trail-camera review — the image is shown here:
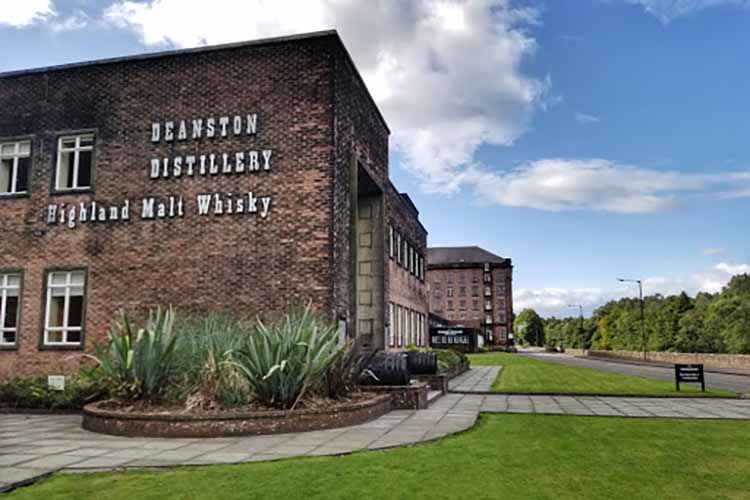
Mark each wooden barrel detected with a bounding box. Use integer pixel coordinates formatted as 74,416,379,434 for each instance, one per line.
406,351,438,375
362,352,410,386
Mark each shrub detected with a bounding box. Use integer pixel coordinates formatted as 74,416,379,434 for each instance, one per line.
234,304,343,409
0,370,107,410
87,308,179,400
434,349,469,373
173,314,250,408
323,336,375,399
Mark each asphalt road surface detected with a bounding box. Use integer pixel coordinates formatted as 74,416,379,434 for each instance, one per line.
521,351,750,395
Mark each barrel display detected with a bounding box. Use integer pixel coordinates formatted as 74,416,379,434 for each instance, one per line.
406,351,438,375
362,352,410,386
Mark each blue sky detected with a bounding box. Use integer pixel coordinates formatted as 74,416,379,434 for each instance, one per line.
2,0,749,316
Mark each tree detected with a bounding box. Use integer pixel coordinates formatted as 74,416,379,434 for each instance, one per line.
516,309,545,347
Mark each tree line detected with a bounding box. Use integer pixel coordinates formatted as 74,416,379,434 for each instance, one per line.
515,274,750,354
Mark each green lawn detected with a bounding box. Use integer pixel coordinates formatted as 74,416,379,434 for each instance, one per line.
468,352,735,396
9,414,750,500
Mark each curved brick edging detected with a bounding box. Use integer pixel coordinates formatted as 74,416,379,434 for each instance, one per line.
82,394,392,438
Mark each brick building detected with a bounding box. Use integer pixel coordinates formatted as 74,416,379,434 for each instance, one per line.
427,247,513,346
0,31,428,377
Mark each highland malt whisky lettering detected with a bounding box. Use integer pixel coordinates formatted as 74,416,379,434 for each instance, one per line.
47,201,131,229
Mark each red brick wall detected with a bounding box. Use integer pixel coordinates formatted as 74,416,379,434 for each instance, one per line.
0,34,399,377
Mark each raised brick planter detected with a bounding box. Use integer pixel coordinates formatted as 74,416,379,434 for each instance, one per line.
82,394,392,438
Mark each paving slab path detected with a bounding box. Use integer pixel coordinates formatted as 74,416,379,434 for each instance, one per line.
449,366,500,392
3,369,750,493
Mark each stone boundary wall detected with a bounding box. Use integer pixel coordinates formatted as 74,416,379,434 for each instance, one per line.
82,394,391,438
567,349,750,370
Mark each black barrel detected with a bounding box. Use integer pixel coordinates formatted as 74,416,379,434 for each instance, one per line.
406,351,438,375
362,352,409,386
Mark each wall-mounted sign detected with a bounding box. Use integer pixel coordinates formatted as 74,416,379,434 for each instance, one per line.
44,112,275,229
48,375,65,391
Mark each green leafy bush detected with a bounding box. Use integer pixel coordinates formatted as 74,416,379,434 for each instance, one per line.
173,314,250,408
87,308,178,400
234,304,343,409
0,371,107,410
434,349,469,373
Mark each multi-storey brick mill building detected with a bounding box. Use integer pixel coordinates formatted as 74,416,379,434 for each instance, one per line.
427,246,513,347
0,31,428,377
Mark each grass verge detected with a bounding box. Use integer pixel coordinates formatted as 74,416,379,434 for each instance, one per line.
468,352,735,396
7,414,750,500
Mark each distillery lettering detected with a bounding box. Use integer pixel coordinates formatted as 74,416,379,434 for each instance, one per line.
47,192,272,229
150,113,273,179
44,111,277,229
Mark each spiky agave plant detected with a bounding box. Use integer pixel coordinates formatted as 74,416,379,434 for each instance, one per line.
234,303,343,410
87,307,179,400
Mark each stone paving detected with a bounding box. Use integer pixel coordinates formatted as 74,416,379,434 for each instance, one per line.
449,366,500,392
3,369,750,493
0,393,479,493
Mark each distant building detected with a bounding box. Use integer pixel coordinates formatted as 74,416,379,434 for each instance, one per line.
427,246,513,346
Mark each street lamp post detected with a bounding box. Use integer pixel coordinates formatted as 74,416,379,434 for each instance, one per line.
568,304,585,349
618,278,646,357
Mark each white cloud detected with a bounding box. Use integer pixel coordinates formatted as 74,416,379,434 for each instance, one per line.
628,0,750,23
574,112,600,125
466,158,747,213
0,0,54,27
702,247,725,256
104,0,547,195
49,11,89,33
518,261,750,317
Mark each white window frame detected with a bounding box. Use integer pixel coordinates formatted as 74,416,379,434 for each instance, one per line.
0,272,21,347
0,140,31,195
55,134,94,191
389,225,394,259
43,270,86,346
388,302,395,347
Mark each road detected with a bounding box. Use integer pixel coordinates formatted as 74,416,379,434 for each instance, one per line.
521,351,750,395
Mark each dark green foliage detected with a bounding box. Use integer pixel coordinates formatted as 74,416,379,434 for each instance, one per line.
541,273,750,354
516,308,545,346
0,370,108,410
87,308,179,400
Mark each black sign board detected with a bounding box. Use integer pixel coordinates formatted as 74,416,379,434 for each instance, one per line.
429,327,477,352
675,364,705,392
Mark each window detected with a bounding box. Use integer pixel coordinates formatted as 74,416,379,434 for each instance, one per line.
485,300,492,311
55,134,94,191
396,233,402,264
485,314,493,325
0,141,31,195
484,286,491,296
433,289,441,299
1,273,21,347
459,300,467,310
43,270,86,346
446,287,454,297
472,299,479,311
484,273,492,283
472,274,479,284
459,286,466,296
472,286,479,297
389,226,394,259
447,300,454,310
402,240,408,269
388,303,395,347
484,263,490,272
459,273,466,284
446,273,453,284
